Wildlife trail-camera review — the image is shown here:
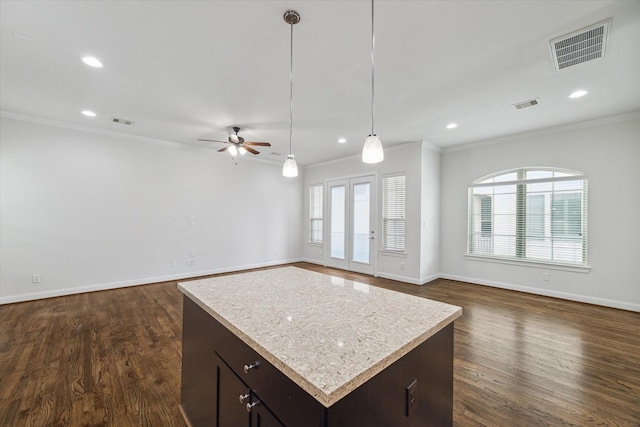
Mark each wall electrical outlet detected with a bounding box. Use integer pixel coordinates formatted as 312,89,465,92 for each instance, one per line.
172,261,177,268
32,274,41,284
542,273,550,281
406,379,418,416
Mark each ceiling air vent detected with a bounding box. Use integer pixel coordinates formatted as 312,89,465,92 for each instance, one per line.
550,19,610,71
512,98,540,110
112,117,135,126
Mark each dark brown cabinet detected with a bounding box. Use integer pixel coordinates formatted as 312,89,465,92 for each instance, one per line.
216,353,283,427
217,355,251,426
251,398,284,427
181,296,454,427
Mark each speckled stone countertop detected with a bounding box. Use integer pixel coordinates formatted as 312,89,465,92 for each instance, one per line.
178,266,462,407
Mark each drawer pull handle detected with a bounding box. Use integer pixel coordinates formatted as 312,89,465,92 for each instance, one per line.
239,393,250,404
246,400,260,412
243,362,260,373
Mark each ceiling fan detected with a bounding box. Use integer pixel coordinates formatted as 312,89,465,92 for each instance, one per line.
198,127,271,156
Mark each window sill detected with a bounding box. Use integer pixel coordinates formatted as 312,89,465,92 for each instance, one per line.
307,241,323,247
465,254,590,273
380,250,407,258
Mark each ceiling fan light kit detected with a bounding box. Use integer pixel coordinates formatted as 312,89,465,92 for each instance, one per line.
198,125,271,158
362,0,384,164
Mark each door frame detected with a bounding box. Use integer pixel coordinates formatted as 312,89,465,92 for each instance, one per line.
324,173,378,276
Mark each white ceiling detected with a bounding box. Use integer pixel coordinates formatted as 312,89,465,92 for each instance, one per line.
2,1,639,166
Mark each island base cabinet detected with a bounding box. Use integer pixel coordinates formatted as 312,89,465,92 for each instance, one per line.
181,297,285,427
181,295,454,427
180,295,217,426
325,323,454,427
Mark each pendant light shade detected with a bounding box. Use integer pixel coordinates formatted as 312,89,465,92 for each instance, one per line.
283,10,300,177
362,134,384,163
362,0,384,164
283,154,298,177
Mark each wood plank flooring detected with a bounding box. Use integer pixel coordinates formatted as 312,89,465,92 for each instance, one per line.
1,262,639,426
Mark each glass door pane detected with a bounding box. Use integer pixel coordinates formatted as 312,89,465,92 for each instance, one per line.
330,185,345,259
352,183,370,263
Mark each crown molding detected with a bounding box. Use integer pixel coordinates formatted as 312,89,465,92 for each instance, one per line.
0,110,285,167
442,111,640,153
305,140,428,170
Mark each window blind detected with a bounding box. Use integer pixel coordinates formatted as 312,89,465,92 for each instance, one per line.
382,174,406,251
309,185,323,243
468,168,587,266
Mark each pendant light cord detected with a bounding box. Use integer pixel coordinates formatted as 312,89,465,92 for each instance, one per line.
289,20,294,156
370,0,375,136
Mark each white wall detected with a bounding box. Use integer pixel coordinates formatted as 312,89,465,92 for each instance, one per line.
302,141,439,284
420,143,440,283
0,116,303,303
440,115,640,311
3,113,638,311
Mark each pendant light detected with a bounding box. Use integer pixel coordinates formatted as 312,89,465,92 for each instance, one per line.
362,0,384,164
283,10,300,178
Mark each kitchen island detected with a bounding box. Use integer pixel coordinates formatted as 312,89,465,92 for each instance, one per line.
178,266,462,427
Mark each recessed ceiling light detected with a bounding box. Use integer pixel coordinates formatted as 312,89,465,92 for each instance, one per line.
82,56,103,68
338,138,347,144
82,110,96,117
569,90,588,99
446,123,458,129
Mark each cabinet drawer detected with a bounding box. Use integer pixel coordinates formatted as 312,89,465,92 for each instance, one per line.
211,317,325,427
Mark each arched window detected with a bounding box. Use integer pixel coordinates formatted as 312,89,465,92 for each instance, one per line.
468,168,587,266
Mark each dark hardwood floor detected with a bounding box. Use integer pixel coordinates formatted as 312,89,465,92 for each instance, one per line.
1,262,638,426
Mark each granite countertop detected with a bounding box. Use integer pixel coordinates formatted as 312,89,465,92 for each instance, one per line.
178,266,462,407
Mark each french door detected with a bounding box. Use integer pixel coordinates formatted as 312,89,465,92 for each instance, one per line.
326,175,376,275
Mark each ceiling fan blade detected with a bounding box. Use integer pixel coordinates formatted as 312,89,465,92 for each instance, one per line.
218,146,231,152
244,142,271,147
243,145,260,155
198,139,229,144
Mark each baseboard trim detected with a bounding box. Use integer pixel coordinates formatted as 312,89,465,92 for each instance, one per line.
298,257,325,266
439,273,640,313
0,259,301,305
420,273,440,285
8,262,635,313
376,271,423,285
299,262,438,286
